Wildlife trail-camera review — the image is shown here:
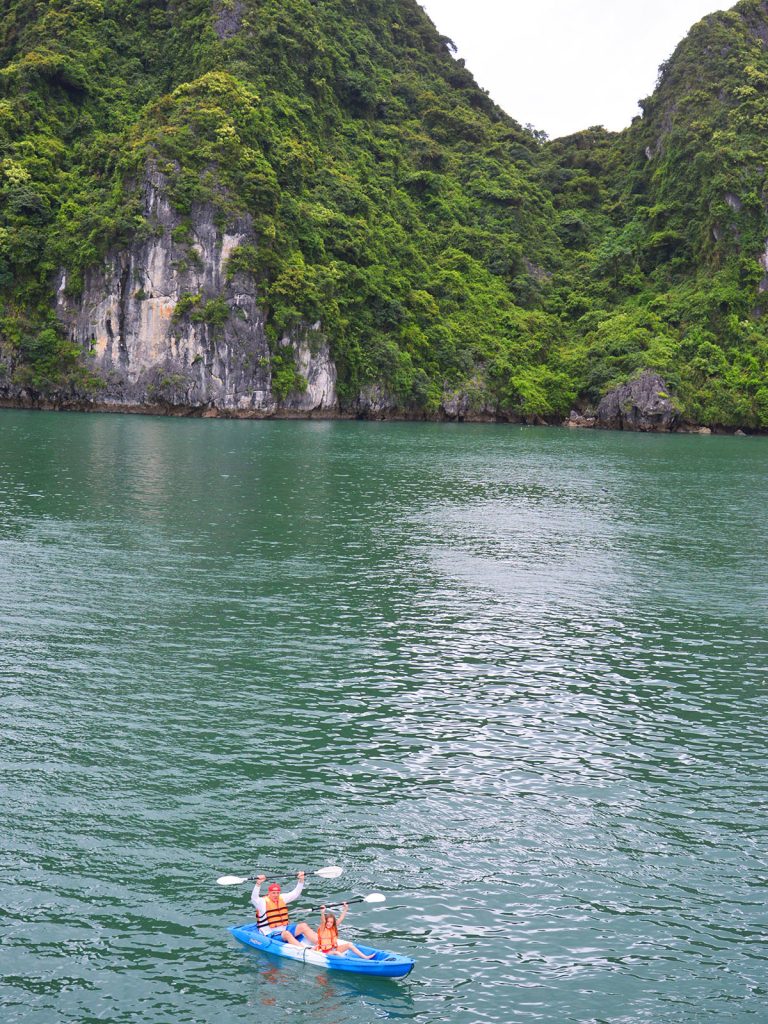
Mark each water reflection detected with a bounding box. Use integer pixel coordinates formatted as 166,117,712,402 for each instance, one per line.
238,948,417,1021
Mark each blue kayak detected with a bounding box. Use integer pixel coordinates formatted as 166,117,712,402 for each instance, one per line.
230,922,415,978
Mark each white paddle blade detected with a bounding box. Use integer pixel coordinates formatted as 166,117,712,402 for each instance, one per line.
316,865,343,879
216,875,249,886
364,893,386,903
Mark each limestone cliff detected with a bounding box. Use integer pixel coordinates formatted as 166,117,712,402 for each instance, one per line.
53,166,337,416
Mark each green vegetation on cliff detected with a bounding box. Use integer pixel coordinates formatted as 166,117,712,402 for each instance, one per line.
1,0,768,425
541,0,768,427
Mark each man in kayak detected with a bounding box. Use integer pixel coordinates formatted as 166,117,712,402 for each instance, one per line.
251,871,318,947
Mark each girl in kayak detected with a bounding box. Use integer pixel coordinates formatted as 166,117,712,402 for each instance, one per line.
315,903,375,959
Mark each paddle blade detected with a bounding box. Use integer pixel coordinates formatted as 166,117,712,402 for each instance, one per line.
363,892,386,903
315,865,343,879
216,875,249,886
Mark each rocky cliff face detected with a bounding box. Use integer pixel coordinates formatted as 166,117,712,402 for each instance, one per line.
53,166,337,416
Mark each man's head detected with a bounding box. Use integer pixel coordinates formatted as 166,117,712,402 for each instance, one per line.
268,882,281,898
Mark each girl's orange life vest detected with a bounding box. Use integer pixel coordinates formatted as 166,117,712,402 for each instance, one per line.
315,923,338,952
257,894,289,930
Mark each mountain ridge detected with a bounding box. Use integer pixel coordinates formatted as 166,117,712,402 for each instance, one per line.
1,0,767,429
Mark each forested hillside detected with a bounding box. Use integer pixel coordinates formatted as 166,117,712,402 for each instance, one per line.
1,0,768,428
543,0,768,428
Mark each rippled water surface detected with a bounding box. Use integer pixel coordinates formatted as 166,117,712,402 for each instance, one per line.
1,410,766,1024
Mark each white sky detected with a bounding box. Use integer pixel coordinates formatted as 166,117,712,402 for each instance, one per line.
419,1,729,138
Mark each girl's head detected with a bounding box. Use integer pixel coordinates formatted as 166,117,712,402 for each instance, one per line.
323,913,338,931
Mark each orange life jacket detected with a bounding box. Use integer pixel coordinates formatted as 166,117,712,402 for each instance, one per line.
315,924,338,952
257,894,289,930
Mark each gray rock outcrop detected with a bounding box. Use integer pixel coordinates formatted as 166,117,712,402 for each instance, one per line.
348,383,400,419
595,371,680,432
213,0,244,39
441,388,472,420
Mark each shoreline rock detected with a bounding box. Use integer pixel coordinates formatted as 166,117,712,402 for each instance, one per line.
0,388,759,434
594,371,681,432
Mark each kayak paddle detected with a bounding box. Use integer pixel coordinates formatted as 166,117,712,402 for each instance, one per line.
216,865,342,886
308,893,386,911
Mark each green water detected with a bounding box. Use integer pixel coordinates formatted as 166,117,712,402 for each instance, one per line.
1,410,766,1024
